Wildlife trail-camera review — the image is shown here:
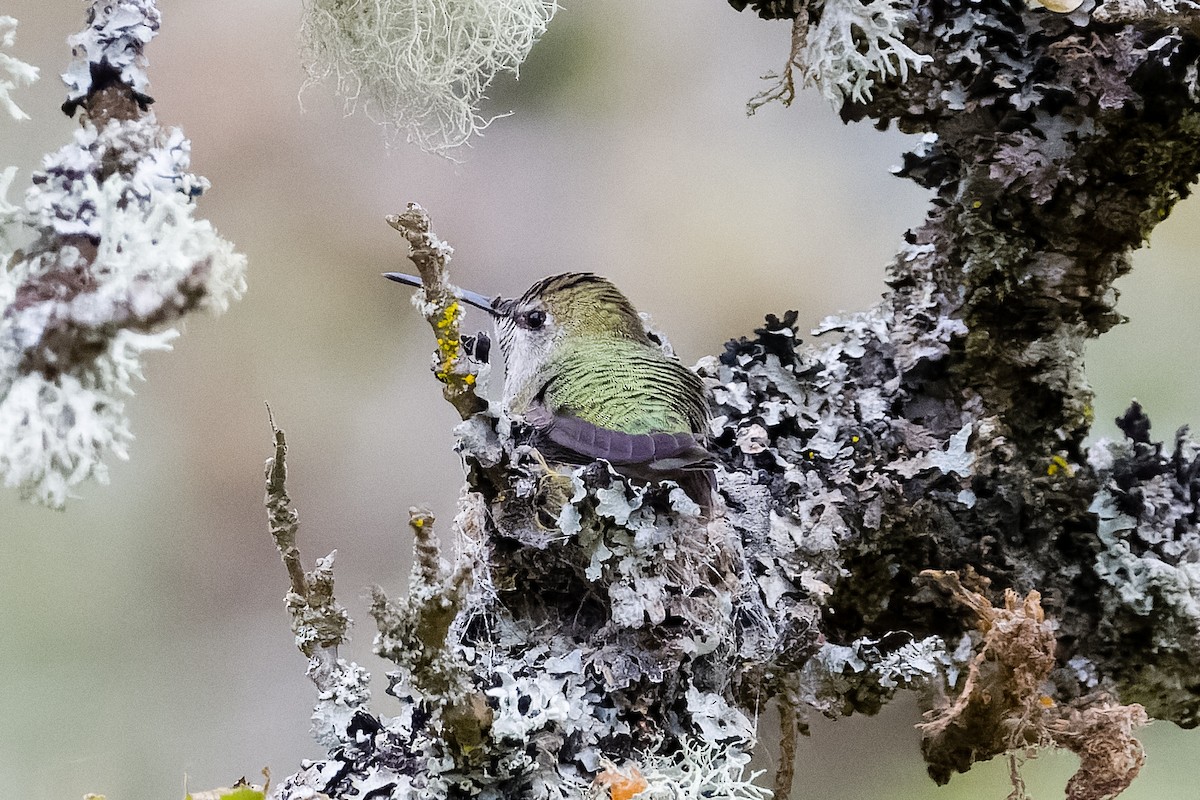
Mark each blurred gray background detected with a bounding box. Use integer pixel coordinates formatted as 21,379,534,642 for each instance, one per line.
2,2,1197,798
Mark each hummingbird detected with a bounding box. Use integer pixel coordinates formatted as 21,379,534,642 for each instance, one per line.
385,272,715,510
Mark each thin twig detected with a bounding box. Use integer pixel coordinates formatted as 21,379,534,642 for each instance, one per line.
263,405,350,685
747,11,810,114
387,203,488,419
775,690,799,800
265,404,307,597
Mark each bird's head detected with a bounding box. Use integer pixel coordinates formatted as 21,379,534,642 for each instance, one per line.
385,272,650,374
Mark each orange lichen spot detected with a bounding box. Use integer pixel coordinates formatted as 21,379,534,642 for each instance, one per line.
594,763,648,800
1039,694,1056,708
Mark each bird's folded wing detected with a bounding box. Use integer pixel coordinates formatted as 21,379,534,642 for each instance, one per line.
524,404,708,468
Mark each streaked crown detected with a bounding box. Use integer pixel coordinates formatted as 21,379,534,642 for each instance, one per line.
495,273,650,343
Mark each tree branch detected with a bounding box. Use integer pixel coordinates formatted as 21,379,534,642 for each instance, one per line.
386,204,488,420
0,0,246,508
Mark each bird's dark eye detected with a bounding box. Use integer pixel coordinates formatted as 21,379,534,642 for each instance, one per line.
525,309,546,330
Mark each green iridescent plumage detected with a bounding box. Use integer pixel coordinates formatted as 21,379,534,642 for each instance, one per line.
386,270,714,506
493,273,713,506
542,338,708,436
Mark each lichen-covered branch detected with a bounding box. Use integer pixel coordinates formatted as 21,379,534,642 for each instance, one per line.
267,0,1200,798
264,414,367,753
386,205,488,420
264,422,352,663
723,0,1200,792
266,412,311,602
1093,0,1200,32
0,1,246,508
266,415,353,664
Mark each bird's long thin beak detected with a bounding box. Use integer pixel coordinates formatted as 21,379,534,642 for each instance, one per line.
383,272,496,314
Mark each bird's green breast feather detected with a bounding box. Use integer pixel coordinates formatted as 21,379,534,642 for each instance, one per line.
542,340,708,435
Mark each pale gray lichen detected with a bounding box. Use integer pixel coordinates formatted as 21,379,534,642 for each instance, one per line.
1088,432,1200,655
804,0,931,105
0,329,176,507
636,737,772,800
276,426,775,799
1,117,246,507
684,687,756,744
0,166,23,250
2,3,246,513
750,0,931,112
311,658,372,750
62,0,160,108
486,660,576,741
286,551,352,654
889,422,975,479
299,0,558,155
2,2,246,509
797,635,950,714
1067,654,1100,690
0,16,38,121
